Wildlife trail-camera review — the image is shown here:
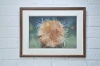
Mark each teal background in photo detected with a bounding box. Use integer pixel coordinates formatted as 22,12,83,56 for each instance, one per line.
29,16,77,48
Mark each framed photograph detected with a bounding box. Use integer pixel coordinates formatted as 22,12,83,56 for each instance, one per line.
20,7,86,57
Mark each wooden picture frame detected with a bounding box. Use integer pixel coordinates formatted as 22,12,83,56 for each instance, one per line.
20,7,86,57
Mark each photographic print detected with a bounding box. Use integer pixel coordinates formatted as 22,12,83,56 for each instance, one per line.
29,16,77,48
20,7,86,57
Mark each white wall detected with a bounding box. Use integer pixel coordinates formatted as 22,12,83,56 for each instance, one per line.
0,0,100,66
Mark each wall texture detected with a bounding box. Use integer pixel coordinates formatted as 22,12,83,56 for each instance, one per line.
0,0,100,66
